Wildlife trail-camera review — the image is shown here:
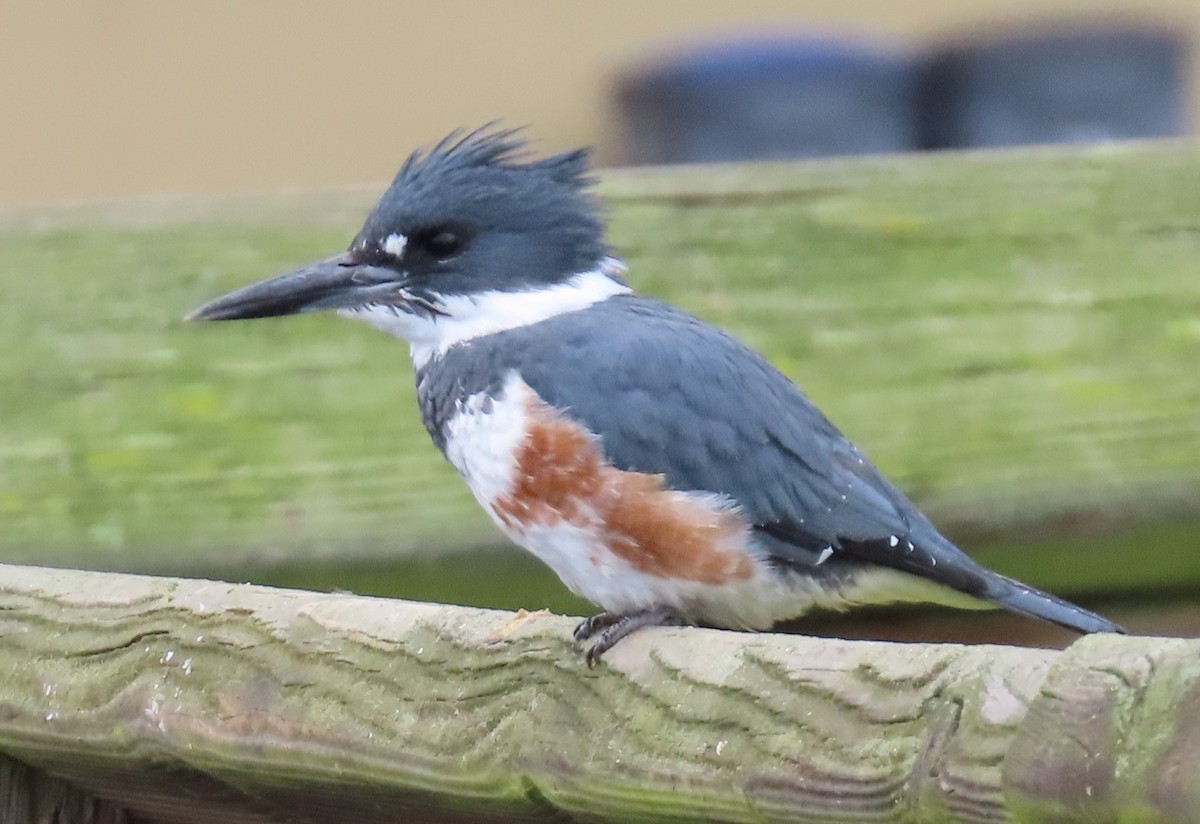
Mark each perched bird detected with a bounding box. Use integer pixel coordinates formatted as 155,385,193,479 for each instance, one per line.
190,127,1122,663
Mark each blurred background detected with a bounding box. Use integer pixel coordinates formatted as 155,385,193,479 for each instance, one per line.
1,1,1197,205
2,2,1199,645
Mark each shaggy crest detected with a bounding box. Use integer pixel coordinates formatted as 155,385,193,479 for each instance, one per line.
392,124,594,193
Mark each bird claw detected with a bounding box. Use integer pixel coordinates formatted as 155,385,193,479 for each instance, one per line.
573,607,682,667
573,612,621,647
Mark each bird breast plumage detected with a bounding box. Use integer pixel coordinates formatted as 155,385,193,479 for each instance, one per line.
439,372,825,626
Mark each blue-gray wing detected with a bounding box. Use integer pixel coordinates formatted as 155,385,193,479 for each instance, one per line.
501,296,993,595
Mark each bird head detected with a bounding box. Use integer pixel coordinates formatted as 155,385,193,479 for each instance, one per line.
188,127,627,363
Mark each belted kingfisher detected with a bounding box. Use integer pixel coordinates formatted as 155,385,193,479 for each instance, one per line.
190,127,1122,663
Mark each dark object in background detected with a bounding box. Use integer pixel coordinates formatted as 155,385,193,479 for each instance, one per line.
614,39,917,164
918,27,1188,150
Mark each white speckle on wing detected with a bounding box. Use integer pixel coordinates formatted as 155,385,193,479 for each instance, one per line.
339,257,631,369
816,546,834,565
382,232,407,258
889,535,899,547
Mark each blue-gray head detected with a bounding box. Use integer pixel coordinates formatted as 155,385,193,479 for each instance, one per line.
189,128,628,363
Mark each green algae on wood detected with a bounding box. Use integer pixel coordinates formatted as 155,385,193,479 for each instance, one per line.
0,563,1198,823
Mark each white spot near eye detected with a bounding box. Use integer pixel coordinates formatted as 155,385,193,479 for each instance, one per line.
382,233,407,258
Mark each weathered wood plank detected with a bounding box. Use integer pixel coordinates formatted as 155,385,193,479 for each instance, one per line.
1,143,1199,607
0,563,1196,824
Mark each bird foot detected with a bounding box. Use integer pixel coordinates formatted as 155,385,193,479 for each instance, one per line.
572,612,623,645
573,607,682,667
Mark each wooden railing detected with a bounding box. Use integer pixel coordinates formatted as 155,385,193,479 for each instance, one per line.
1,563,1198,824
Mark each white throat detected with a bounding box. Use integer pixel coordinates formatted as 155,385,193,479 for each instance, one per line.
338,257,632,369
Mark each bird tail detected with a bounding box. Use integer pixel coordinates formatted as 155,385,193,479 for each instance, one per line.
982,572,1125,634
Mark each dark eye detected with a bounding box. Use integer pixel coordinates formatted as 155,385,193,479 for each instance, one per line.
421,228,468,260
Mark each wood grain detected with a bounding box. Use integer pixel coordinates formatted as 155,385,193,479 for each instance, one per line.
1,563,1196,823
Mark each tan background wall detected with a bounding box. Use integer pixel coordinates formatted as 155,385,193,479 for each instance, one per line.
1,1,1197,207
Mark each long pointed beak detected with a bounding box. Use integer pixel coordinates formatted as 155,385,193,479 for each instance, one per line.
186,252,401,322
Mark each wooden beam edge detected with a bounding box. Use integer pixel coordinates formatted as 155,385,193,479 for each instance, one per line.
0,754,131,824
